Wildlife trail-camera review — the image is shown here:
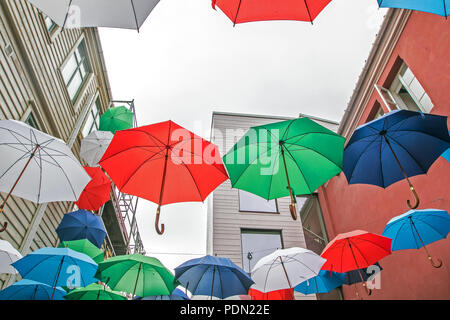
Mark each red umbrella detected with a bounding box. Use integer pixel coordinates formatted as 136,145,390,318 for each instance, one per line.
75,167,112,211
99,120,229,235
248,288,295,300
212,0,333,25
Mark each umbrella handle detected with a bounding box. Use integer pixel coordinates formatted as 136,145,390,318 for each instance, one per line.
289,203,298,221
406,186,420,209
0,221,7,233
362,282,372,296
155,206,165,235
428,256,443,269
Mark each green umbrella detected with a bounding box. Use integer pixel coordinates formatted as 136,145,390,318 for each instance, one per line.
223,117,345,220
95,254,178,297
64,283,127,300
99,106,134,134
58,239,105,264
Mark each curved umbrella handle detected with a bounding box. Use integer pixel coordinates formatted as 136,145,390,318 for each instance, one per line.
362,282,372,296
155,206,165,235
428,256,443,269
407,186,420,209
0,221,7,233
289,203,298,221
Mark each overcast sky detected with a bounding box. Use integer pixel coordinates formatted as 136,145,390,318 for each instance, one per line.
98,0,388,271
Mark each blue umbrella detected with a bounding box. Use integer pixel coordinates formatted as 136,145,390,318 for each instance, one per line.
174,255,254,300
0,279,66,300
377,0,449,18
135,288,190,300
382,209,450,268
56,209,106,248
12,247,98,299
343,110,450,209
294,270,345,295
344,263,383,286
441,130,450,162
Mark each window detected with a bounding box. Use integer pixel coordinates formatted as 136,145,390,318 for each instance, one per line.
62,40,91,103
24,112,38,129
238,189,277,213
241,229,283,274
81,98,101,137
44,15,57,33
299,194,328,255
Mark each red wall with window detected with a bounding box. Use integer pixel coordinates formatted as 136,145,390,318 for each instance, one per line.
318,12,450,299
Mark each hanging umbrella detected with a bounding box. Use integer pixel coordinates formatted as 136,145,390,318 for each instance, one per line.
223,117,344,220
294,270,345,295
58,239,105,264
75,166,111,211
80,130,113,167
344,263,383,286
99,106,134,134
0,120,91,232
250,247,326,298
0,279,66,300
212,0,333,26
174,255,254,300
11,247,98,299
56,209,107,248
64,283,126,300
441,130,450,162
343,110,450,209
135,288,190,300
26,0,161,31
95,254,178,297
382,209,450,268
99,120,229,234
0,239,22,274
377,0,449,18
248,288,294,300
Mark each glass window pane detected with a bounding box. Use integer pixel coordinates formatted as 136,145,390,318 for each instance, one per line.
239,190,277,213
62,55,78,84
82,114,95,137
241,230,282,274
67,73,82,100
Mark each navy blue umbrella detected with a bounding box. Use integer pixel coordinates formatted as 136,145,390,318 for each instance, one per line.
135,288,190,300
174,255,254,300
344,263,383,297
343,110,450,209
56,209,106,248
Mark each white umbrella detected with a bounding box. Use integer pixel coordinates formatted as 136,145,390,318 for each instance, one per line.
0,120,91,231
250,247,326,294
0,239,22,274
27,0,161,31
80,131,113,167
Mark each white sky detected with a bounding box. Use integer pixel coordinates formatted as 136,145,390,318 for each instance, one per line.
98,0,388,271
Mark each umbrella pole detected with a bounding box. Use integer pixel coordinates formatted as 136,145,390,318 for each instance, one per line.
132,262,142,298
410,218,443,268
383,137,420,209
348,241,372,296
0,144,39,232
51,256,65,300
280,145,298,221
279,256,295,300
155,149,169,235
210,265,216,300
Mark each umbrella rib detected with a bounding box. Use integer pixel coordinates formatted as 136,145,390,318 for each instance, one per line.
37,145,43,203
178,161,204,201
0,149,34,181
348,238,370,267
266,147,280,200
389,129,450,146
410,216,449,239
408,222,421,249
261,256,280,292
191,265,213,296
384,133,427,173
345,135,380,183
387,220,410,248
99,145,165,162
352,237,392,255
283,141,343,169
283,147,313,194
379,136,385,188
216,266,224,299
116,154,167,190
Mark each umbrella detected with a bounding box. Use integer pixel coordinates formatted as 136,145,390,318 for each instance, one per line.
99,120,229,234
80,130,113,167
56,209,107,248
250,248,326,297
344,263,383,286
26,0,161,31
0,239,22,274
248,288,294,300
441,130,450,162
212,0,333,26
343,110,450,209
11,247,98,299
64,283,126,300
0,279,66,300
95,254,178,297
0,120,91,232
75,166,111,211
135,288,190,300
294,270,345,295
223,117,344,220
382,209,450,268
99,106,134,134
174,255,254,300
377,0,449,18
58,239,105,264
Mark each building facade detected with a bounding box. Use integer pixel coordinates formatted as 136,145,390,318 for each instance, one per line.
317,9,450,299
0,0,143,288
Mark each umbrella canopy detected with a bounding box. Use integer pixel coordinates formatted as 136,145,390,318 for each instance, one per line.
99,120,229,234
175,255,254,300
64,283,126,300
344,263,383,286
0,120,91,232
95,254,178,297
250,247,326,294
223,117,344,220
212,0,333,25
58,239,105,264
80,130,113,167
0,239,22,274
26,0,161,30
99,106,134,134
56,209,107,248
377,0,449,18
75,166,111,211
441,130,450,162
382,209,450,268
320,230,392,273
12,247,98,298
248,288,294,300
294,270,345,295
343,110,450,209
136,288,190,300
0,279,66,300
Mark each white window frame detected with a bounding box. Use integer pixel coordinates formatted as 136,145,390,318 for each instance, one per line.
238,189,278,214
